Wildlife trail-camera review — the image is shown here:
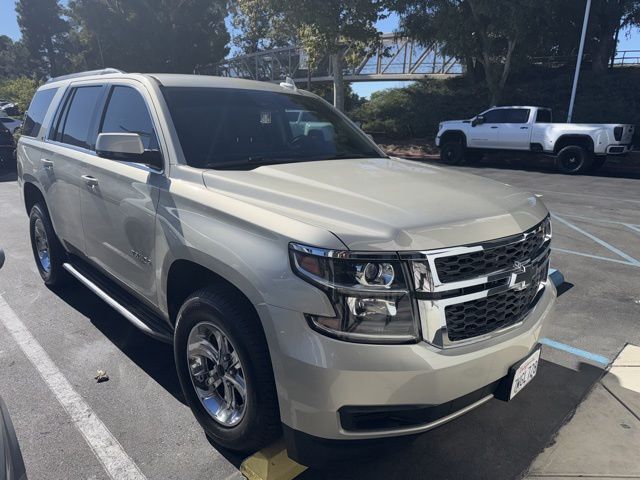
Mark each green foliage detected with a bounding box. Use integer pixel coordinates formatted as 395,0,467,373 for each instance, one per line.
357,68,640,140
68,0,229,73
16,0,71,77
0,76,40,112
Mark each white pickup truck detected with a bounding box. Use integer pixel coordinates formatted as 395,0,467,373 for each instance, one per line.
436,106,634,174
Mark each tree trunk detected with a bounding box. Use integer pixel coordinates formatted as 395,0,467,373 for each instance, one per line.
44,35,57,77
331,50,345,112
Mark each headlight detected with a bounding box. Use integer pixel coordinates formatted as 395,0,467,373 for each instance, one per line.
289,243,419,344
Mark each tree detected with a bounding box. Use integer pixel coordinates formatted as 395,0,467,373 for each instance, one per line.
234,0,388,111
68,0,230,73
16,0,70,77
587,0,640,72
230,0,296,54
394,0,543,105
0,77,40,112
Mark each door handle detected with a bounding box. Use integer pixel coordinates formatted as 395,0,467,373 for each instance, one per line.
491,126,498,129
81,175,99,188
41,158,54,169
520,126,529,129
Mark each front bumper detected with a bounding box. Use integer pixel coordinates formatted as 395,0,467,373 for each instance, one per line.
606,144,632,155
258,279,555,443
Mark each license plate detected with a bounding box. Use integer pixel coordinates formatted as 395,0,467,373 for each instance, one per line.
509,348,540,399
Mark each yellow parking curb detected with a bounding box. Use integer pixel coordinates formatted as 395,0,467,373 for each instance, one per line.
240,439,307,480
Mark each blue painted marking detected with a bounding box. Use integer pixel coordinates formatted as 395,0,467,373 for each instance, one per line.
540,338,610,365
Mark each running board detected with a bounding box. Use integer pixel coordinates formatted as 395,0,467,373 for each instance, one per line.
63,262,173,343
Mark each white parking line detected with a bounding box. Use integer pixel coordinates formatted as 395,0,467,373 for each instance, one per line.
552,214,640,266
0,294,147,480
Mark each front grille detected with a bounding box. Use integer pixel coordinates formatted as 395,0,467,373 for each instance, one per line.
435,222,548,283
444,252,549,342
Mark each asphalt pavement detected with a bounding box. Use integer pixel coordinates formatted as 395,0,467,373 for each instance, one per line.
0,153,639,480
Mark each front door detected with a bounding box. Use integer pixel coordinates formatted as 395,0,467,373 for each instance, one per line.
468,109,501,148
80,84,164,304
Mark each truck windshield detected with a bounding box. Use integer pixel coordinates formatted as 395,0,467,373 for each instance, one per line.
162,87,384,169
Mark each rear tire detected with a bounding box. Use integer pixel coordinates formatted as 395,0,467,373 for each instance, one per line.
556,145,593,174
28,203,69,286
440,141,466,165
174,287,281,453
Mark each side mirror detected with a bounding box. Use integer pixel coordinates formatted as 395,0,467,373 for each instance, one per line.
472,115,485,127
96,133,163,170
0,249,5,269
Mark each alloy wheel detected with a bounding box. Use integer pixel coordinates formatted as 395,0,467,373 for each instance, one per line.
187,321,247,427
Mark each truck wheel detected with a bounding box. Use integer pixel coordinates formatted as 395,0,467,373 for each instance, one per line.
440,141,466,165
28,203,68,286
556,145,593,174
174,287,281,453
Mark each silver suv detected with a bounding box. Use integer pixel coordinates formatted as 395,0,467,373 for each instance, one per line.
17,69,555,465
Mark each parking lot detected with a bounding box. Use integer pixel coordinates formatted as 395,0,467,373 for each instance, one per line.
0,154,639,480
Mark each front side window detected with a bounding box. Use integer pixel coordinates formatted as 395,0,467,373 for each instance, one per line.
99,86,158,150
162,87,384,169
22,88,58,138
55,86,103,149
482,109,507,123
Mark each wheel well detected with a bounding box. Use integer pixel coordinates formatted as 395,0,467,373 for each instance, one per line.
166,260,258,325
23,182,45,216
440,130,467,147
554,135,594,154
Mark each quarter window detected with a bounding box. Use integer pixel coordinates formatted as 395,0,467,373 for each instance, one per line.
535,109,552,123
22,88,58,138
54,86,103,149
99,86,158,150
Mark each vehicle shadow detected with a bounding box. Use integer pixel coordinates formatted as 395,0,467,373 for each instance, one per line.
0,170,17,183
299,359,603,480
48,283,185,404
451,152,640,180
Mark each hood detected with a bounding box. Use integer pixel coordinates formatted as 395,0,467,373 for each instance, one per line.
202,157,548,251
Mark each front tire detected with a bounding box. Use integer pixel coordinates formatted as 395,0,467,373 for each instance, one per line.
556,145,593,174
440,141,466,165
174,287,280,453
29,203,68,286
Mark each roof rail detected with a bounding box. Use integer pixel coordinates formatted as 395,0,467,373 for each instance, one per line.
46,68,126,84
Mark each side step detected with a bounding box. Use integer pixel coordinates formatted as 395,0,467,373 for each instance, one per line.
63,262,173,343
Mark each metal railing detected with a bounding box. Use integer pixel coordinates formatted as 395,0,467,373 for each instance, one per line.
201,33,464,83
531,50,640,69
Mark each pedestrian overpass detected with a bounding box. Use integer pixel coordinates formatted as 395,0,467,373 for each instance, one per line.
203,33,463,83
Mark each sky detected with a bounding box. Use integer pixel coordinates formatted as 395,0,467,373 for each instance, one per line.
1,2,639,98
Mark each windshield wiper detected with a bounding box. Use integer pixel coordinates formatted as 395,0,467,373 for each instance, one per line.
206,156,303,170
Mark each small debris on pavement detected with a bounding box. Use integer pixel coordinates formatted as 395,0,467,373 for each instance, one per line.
94,370,109,383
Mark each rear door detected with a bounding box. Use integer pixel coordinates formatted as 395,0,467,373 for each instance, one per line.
43,84,106,252
80,82,164,304
496,108,532,149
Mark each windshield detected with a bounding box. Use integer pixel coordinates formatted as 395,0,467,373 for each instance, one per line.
162,87,384,169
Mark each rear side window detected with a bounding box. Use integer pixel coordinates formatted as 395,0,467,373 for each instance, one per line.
99,86,158,150
54,86,102,149
22,88,58,137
